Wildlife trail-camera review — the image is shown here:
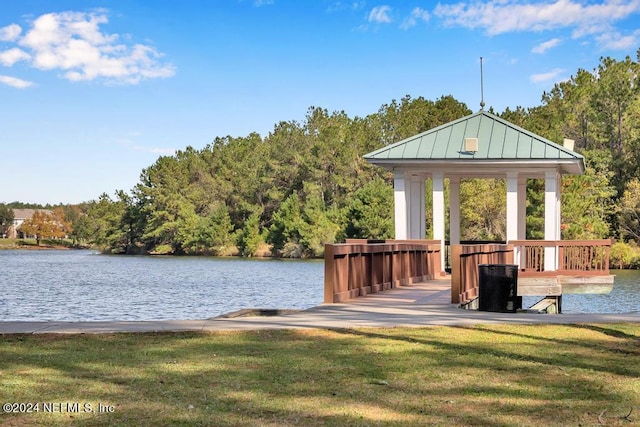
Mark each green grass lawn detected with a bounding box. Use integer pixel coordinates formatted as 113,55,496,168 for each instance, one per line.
0,238,26,247
1,324,638,426
0,238,74,249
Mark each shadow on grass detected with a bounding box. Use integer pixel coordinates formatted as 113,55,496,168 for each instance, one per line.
0,325,638,426
476,322,640,348
332,324,640,377
571,323,640,341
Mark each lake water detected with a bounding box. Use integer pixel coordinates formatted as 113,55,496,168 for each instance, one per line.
0,250,638,321
0,250,323,322
522,269,639,314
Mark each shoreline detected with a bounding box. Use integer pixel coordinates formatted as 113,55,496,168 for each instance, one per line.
0,279,638,334
0,241,322,259
0,244,74,251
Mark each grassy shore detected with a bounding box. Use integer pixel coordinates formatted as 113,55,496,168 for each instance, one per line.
1,324,638,426
0,238,74,250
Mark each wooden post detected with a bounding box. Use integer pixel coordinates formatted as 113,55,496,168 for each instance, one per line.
450,244,461,304
324,244,335,304
324,244,350,303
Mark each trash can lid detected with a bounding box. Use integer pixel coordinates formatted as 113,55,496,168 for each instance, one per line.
478,264,519,267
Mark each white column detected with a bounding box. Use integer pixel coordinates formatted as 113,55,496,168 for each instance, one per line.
544,170,561,271
394,171,408,240
506,173,519,242
517,176,527,240
432,172,445,272
517,176,527,267
556,174,562,240
409,175,425,239
420,176,426,239
506,173,520,267
449,177,461,245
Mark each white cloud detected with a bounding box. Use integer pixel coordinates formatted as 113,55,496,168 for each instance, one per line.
532,38,562,54
127,142,175,155
0,47,30,66
1,10,175,85
0,74,34,88
139,146,176,155
596,30,640,50
530,68,566,83
400,7,430,30
116,134,175,155
433,0,640,48
0,23,21,41
327,2,366,12
368,6,393,23
253,0,274,6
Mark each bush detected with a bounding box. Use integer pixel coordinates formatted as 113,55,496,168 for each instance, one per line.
629,255,640,269
149,244,173,255
281,241,303,258
609,241,639,269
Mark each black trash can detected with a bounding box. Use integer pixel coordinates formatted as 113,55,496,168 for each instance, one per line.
478,264,521,313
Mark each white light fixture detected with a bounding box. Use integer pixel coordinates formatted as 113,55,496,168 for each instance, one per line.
464,137,478,153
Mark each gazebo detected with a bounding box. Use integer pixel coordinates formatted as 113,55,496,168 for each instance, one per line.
364,110,584,273
323,110,612,307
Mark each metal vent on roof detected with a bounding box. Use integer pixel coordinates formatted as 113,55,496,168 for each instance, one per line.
464,137,478,153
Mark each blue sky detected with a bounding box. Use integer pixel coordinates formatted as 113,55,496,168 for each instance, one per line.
1,1,639,205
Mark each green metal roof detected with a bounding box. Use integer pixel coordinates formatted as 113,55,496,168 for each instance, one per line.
364,110,584,163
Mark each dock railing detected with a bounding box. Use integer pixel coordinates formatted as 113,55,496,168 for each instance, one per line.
324,240,441,303
508,240,611,277
444,240,506,272
450,244,514,305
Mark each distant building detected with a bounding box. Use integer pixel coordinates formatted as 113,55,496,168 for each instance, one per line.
6,209,53,239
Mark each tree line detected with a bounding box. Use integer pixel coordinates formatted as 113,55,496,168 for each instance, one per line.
3,51,640,264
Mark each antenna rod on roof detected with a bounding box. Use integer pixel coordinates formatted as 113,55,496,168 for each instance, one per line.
480,56,485,111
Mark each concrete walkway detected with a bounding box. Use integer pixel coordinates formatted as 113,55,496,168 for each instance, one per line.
1,279,638,334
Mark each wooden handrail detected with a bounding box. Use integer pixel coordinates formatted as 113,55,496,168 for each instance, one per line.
324,240,442,303
509,240,611,247
508,239,611,276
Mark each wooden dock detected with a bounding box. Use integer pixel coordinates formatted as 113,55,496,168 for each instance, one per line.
325,239,615,314
518,275,614,297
